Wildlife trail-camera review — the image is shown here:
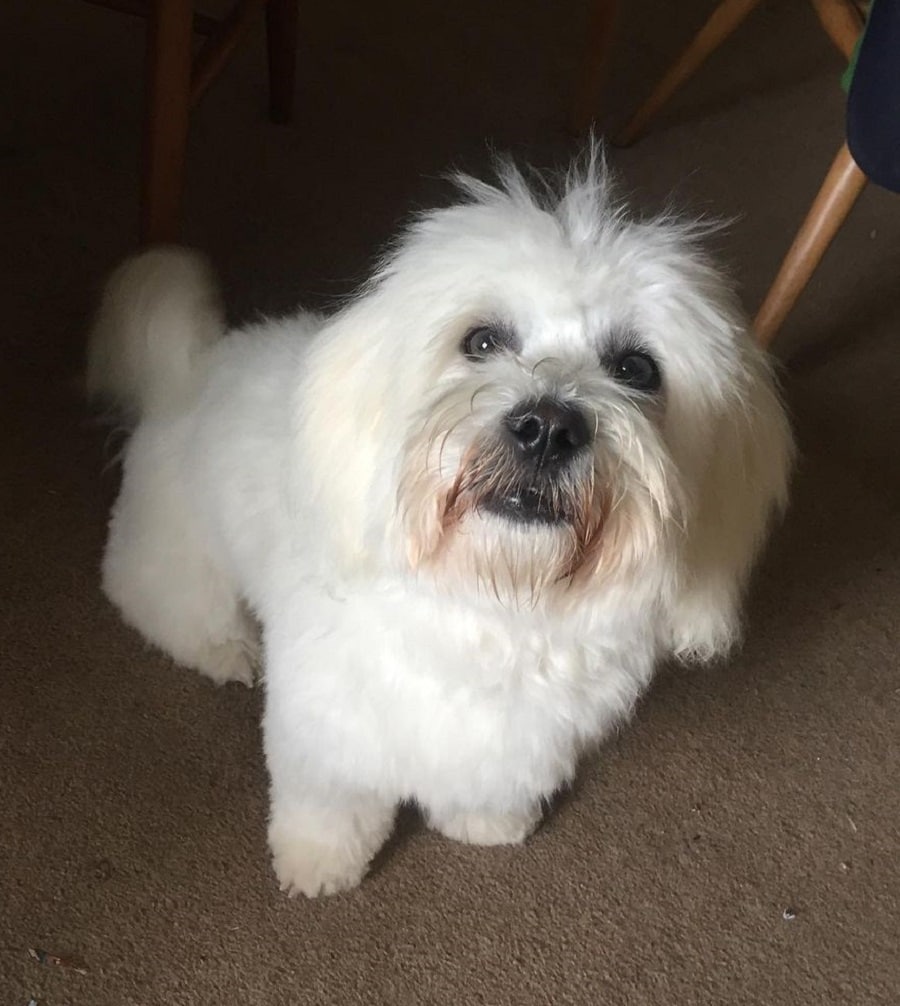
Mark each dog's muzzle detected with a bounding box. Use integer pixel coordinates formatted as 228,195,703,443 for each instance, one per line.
480,397,591,525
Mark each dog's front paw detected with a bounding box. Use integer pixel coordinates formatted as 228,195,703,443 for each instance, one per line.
270,832,369,898
268,799,395,898
429,806,540,846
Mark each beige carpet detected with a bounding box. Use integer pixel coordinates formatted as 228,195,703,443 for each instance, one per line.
2,1,898,1003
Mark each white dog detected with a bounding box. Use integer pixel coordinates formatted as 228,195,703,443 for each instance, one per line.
88,153,792,897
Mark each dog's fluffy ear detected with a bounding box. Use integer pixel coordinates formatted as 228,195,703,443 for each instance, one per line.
666,348,793,662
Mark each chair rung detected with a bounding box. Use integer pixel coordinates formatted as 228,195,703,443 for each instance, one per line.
80,0,218,37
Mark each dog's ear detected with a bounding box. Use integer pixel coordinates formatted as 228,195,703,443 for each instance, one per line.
665,348,793,662
288,290,443,574
288,307,395,572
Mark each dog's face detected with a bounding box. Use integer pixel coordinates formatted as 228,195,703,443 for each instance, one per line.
297,156,793,655
399,311,675,600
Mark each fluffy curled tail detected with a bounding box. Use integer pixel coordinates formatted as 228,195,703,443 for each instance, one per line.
87,247,225,420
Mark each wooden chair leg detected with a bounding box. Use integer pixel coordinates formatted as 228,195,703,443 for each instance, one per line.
141,0,193,244
754,143,867,347
570,0,620,135
615,0,763,147
809,0,865,60
81,0,218,36
265,0,300,123
191,0,268,107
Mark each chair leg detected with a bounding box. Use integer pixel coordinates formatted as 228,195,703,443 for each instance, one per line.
570,0,620,135
754,143,867,347
191,0,268,107
265,0,300,123
809,0,865,60
615,0,763,147
141,0,193,244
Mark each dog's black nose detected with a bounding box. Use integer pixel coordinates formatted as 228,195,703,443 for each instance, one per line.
505,398,590,467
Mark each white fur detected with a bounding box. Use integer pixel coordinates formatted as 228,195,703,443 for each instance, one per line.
88,154,793,897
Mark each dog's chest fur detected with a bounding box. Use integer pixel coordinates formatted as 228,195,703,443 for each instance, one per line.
264,582,657,809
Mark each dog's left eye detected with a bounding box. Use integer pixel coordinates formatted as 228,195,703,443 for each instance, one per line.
611,351,662,393
461,325,513,361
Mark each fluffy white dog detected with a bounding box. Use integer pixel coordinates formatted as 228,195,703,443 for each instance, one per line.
88,154,792,897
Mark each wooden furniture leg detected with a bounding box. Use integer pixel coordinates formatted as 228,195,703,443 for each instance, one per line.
190,0,298,116
810,0,865,59
615,0,763,147
570,0,619,135
265,0,300,123
754,143,867,347
141,0,193,244
81,0,218,36
191,0,268,106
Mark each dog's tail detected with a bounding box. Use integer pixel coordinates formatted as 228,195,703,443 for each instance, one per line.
87,247,225,420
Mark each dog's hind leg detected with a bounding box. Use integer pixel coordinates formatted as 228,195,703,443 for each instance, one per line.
101,427,259,686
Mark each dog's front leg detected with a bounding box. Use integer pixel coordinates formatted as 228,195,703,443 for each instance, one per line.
267,784,396,898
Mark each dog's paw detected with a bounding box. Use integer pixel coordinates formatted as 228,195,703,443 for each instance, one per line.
268,796,394,897
270,832,369,898
194,638,259,687
429,806,540,846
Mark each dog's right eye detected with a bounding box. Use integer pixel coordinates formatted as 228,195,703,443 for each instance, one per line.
461,325,513,361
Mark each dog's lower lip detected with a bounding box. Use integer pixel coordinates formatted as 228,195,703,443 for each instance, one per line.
480,488,567,525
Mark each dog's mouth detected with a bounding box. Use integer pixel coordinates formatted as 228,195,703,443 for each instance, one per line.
480,486,570,525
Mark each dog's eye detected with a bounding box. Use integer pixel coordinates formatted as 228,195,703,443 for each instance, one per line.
461,326,512,361
611,351,661,393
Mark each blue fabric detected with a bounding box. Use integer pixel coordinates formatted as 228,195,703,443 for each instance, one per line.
847,0,900,193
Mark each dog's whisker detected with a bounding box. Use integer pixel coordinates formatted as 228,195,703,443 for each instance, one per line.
468,382,494,414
